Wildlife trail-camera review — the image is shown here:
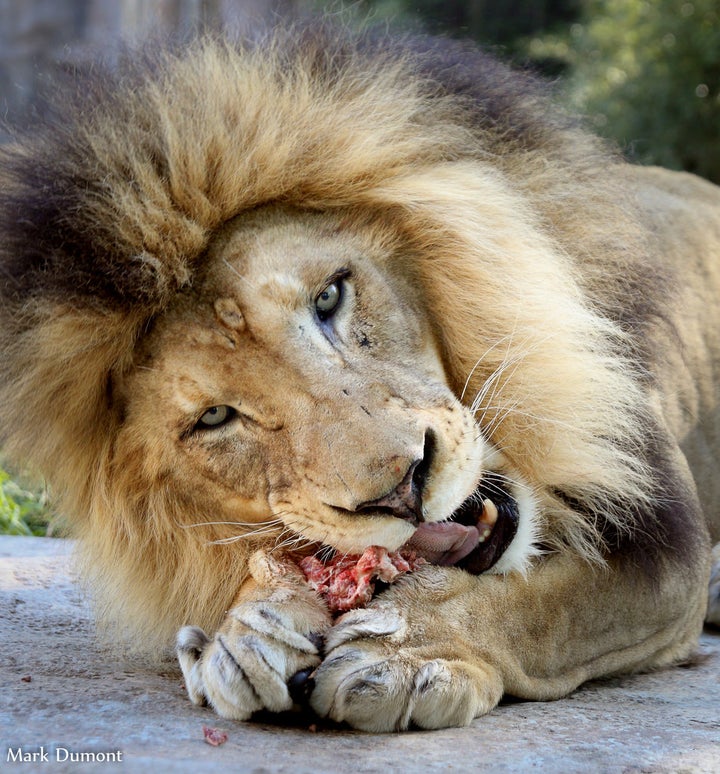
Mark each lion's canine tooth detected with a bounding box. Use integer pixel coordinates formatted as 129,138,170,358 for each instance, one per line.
477,499,498,544
480,498,498,528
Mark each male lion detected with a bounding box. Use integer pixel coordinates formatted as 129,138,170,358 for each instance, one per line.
0,25,718,732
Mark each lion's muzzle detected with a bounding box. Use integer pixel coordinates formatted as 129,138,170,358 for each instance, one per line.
348,429,435,526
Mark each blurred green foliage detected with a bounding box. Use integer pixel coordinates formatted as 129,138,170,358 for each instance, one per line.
374,0,580,49
541,0,720,182
358,0,720,182
336,0,580,64
0,465,53,536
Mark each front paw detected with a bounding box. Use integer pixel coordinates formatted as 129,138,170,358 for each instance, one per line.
310,603,503,731
177,551,331,720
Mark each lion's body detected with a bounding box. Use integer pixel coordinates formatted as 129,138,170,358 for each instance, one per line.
0,25,717,730
624,166,720,538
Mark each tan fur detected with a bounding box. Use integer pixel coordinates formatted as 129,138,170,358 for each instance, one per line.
0,29,717,729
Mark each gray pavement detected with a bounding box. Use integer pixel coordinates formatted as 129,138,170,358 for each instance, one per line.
1,535,719,773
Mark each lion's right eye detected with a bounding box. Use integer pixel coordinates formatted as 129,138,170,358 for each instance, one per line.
315,280,342,320
196,405,236,430
314,268,351,322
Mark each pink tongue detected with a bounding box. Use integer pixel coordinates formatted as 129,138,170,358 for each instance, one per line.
402,521,480,566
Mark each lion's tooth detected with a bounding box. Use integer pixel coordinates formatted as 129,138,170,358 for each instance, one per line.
477,524,493,543
480,498,498,528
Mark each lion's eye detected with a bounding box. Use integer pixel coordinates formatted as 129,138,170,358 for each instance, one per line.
196,405,235,430
315,280,342,320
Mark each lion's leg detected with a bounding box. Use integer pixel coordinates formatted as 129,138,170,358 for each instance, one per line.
311,544,709,732
177,550,332,720
310,436,712,732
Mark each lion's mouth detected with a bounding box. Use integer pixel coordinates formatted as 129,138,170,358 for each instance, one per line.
401,473,519,574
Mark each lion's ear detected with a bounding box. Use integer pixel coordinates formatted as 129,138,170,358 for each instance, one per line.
0,302,138,513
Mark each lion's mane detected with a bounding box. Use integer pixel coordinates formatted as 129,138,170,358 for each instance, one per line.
0,24,666,650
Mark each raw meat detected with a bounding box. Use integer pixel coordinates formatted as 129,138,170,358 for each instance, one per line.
300,546,424,615
202,726,228,746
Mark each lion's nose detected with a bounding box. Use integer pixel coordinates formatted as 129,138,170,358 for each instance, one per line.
355,461,424,525
354,431,435,526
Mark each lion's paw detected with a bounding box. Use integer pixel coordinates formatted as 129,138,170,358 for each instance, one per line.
310,606,502,731
177,551,331,720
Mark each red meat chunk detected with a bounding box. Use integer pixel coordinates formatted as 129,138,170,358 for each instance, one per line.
300,546,424,615
202,726,228,746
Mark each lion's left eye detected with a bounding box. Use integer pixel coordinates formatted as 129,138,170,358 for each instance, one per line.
315,280,342,320
196,405,235,430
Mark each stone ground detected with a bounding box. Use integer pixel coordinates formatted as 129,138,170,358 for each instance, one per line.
1,536,719,773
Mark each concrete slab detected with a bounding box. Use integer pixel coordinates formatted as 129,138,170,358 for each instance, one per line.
1,535,719,773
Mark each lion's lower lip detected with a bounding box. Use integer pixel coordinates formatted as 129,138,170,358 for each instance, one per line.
401,474,519,573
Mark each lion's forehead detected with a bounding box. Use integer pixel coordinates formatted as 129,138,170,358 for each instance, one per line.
208,207,375,287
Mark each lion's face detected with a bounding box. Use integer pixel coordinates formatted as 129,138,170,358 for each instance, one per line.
115,208,532,568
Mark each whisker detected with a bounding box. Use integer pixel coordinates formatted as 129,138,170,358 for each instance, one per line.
318,544,337,562
207,525,285,545
459,329,520,403
480,396,525,437
484,470,535,497
325,436,353,498
271,528,302,549
271,534,316,554
179,518,284,530
264,517,320,556
222,258,255,287
467,331,560,437
460,334,512,403
484,404,580,435
470,338,535,419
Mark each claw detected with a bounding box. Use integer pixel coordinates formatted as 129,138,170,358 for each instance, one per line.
288,667,316,706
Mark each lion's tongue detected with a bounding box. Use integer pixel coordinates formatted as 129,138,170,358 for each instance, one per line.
402,521,480,566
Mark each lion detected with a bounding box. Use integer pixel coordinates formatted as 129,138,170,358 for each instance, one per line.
0,23,718,732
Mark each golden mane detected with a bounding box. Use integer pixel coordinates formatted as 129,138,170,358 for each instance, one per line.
0,26,661,651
